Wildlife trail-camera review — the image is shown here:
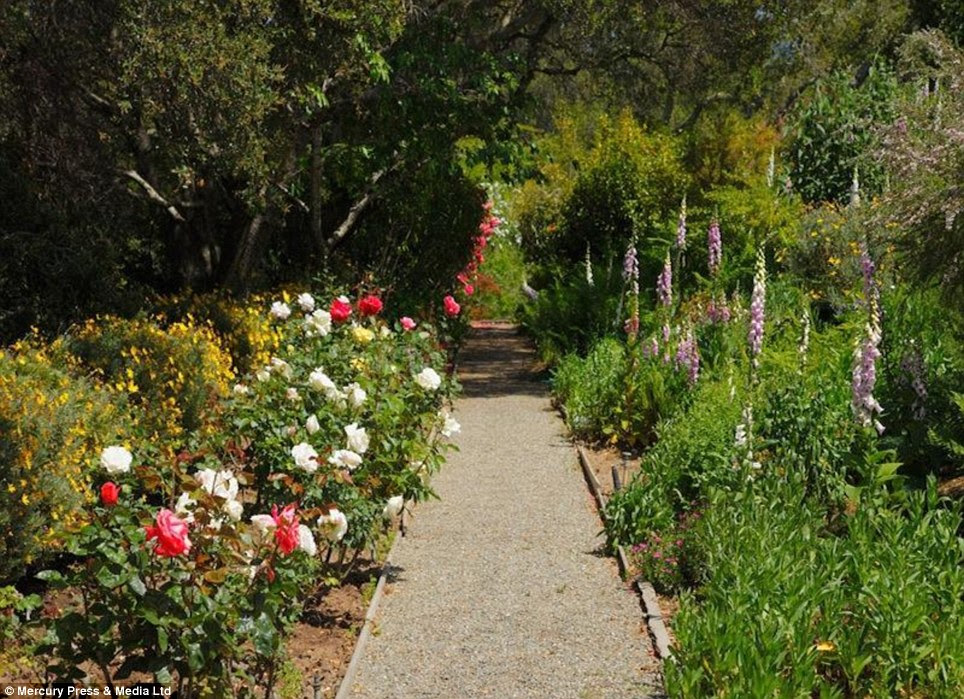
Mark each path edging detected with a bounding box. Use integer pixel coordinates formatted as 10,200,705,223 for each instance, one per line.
576,446,673,661
334,525,402,699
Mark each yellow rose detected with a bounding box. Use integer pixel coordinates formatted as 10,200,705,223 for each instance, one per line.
352,326,375,345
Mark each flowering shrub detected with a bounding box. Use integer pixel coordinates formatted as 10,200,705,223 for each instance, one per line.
1,286,458,690
61,315,235,450
628,510,701,594
155,293,282,375
0,346,131,581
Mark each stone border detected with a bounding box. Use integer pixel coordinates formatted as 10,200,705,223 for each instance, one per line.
334,523,403,699
576,446,673,661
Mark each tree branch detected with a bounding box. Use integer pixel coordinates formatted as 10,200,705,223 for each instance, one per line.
121,170,186,222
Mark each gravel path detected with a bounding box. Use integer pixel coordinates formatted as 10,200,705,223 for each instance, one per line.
347,324,660,698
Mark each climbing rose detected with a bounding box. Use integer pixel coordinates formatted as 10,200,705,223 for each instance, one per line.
145,509,192,557
443,295,461,316
296,293,315,312
100,482,119,506
101,446,132,474
415,367,442,391
358,295,383,316
400,316,416,331
271,504,299,555
317,509,348,542
330,296,352,323
291,442,319,473
270,301,291,320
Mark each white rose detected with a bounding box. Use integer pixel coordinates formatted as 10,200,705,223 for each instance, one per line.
306,414,321,434
344,423,370,454
175,491,197,523
328,449,362,471
194,468,239,500
291,442,319,473
441,411,461,438
379,326,392,338
270,357,293,379
308,369,337,393
304,309,332,337
250,514,276,534
100,445,132,474
383,495,404,519
317,509,348,542
223,499,244,521
415,367,442,391
256,368,271,382
297,524,317,556
233,383,249,395
286,387,300,402
270,301,291,320
296,292,315,312
346,382,367,408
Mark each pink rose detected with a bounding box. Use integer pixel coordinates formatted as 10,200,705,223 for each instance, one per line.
330,297,352,323
271,503,300,556
357,295,383,317
443,295,461,317
100,482,119,506
463,284,475,296
145,509,192,557
400,316,416,331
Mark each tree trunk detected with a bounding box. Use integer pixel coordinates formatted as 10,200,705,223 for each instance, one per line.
225,213,267,292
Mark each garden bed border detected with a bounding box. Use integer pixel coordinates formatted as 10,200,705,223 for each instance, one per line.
576,445,673,661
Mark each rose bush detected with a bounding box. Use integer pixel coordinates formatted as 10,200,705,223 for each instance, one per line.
8,288,459,693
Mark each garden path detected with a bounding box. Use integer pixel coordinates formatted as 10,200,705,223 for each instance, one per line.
346,323,660,698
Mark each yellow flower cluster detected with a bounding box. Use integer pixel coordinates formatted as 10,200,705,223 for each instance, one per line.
0,347,128,577
65,315,234,451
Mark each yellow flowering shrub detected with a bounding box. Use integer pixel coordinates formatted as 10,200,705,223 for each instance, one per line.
155,293,281,375
0,346,130,581
61,315,234,450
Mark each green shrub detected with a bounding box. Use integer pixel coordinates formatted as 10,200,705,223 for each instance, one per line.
552,338,627,439
667,479,964,697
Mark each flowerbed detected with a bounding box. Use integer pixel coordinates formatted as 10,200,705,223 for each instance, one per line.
541,194,963,695
1,289,462,695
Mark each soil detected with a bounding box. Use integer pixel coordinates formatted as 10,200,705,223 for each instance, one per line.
581,443,643,501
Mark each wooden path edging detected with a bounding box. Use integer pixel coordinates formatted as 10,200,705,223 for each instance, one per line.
576,446,674,661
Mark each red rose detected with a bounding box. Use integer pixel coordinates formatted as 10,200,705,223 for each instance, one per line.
357,295,383,317
271,503,300,555
100,482,120,506
463,284,475,296
443,295,461,317
330,296,352,323
145,509,192,557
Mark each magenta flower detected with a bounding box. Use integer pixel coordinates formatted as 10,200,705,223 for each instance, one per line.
748,247,767,365
676,197,687,250
708,220,722,275
656,252,672,307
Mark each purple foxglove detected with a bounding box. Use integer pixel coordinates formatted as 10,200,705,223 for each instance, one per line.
656,252,672,307
708,220,722,276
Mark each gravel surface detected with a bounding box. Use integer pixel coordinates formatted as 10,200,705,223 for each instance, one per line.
346,325,661,698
